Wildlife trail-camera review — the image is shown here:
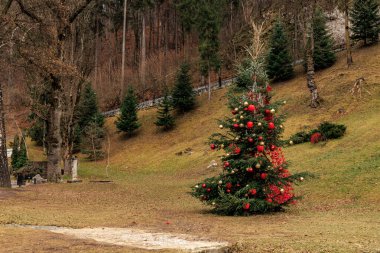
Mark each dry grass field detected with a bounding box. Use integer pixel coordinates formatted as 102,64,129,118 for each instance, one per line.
0,44,380,252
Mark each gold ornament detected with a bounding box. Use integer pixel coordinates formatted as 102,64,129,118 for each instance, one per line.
221,144,225,149
212,202,216,205
195,185,199,188
283,100,287,104
300,177,304,182
289,140,294,145
239,111,244,114
280,188,285,194
226,153,230,157
255,163,261,169
239,123,244,128
280,125,283,129
260,141,265,146
270,109,275,114
231,170,235,174
234,108,239,112
240,115,244,119
218,180,223,185
219,125,224,129
258,122,262,127
233,118,237,122
244,101,249,106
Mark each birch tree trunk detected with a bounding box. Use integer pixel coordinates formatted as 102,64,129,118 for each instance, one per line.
0,82,11,188
305,5,320,108
141,12,146,90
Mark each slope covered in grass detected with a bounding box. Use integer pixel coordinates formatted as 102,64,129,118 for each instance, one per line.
1,44,380,253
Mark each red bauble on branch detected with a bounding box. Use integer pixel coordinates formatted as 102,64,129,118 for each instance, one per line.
247,104,256,112
246,121,254,129
243,203,250,210
268,122,275,130
210,144,216,150
257,145,264,152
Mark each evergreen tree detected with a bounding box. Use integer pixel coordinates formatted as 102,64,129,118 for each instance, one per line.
17,136,28,169
155,89,175,131
266,20,294,82
350,0,380,45
191,50,306,216
115,86,141,135
313,8,336,70
11,135,19,170
28,118,45,147
172,63,195,112
81,121,105,161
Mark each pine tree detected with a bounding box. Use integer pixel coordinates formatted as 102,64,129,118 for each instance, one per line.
172,63,195,112
191,49,305,216
116,86,141,135
266,20,294,82
17,136,28,169
313,8,336,70
11,135,19,170
155,90,175,131
350,0,380,45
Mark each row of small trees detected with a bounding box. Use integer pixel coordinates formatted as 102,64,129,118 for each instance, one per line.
265,0,380,82
116,63,195,134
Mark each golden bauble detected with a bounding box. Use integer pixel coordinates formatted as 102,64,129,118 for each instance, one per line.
270,109,276,114
221,144,225,149
280,125,283,129
234,108,239,111
258,122,262,127
300,177,304,182
219,125,224,129
239,123,244,128
255,163,261,169
289,140,294,145
239,111,244,114
195,185,199,188
260,141,265,146
218,180,223,185
233,118,237,122
244,101,249,106
212,202,216,205
240,115,244,119
235,137,240,141
283,100,287,104
280,188,285,194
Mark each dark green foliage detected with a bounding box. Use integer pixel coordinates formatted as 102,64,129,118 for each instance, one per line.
195,0,225,75
116,86,141,135
266,20,294,82
11,135,19,169
172,63,195,112
350,0,380,45
28,120,45,146
313,8,336,70
75,83,105,153
318,122,347,139
155,90,175,130
11,134,28,170
289,122,346,144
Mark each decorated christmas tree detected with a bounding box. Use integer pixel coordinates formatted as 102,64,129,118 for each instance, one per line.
192,22,305,215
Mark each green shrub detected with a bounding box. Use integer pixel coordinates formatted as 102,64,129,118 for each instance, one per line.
318,122,346,139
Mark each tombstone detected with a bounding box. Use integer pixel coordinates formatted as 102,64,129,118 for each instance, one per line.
32,174,47,184
67,156,82,183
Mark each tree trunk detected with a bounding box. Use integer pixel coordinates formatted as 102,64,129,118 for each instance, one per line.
208,67,211,101
121,0,127,94
0,82,11,188
344,1,353,66
46,77,63,182
305,9,320,108
141,12,146,90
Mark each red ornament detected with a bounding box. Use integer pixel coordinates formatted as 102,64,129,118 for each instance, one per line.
233,124,239,129
270,145,276,151
224,161,230,167
210,144,216,150
202,183,207,188
257,145,264,152
207,188,211,192
246,121,254,129
232,110,237,115
265,109,271,115
237,183,241,187
249,189,257,195
234,147,241,154
266,85,272,92
258,136,263,141
247,104,256,112
260,173,268,180
243,203,250,210
226,189,231,193
268,122,275,130
246,167,254,173
310,132,323,144
226,182,232,189
266,198,273,203
248,137,254,143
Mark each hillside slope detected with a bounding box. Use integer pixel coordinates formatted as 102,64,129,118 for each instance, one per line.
1,44,380,253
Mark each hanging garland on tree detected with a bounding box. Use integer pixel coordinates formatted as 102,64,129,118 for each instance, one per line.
191,21,307,215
